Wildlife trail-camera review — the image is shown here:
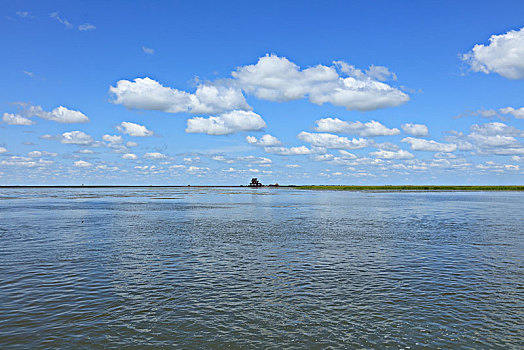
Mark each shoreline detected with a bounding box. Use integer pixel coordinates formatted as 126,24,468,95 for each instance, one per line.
0,185,523,191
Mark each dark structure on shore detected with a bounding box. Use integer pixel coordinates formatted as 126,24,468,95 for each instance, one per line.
249,178,263,187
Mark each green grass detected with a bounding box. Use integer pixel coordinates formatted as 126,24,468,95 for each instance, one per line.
296,185,524,191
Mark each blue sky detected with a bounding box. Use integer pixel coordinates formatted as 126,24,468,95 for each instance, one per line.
1,0,524,185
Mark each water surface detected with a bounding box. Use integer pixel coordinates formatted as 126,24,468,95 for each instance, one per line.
0,188,523,348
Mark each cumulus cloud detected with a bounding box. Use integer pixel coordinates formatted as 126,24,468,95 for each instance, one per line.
264,145,320,155
238,155,272,164
375,142,400,151
126,141,138,147
117,121,154,137
365,65,398,81
102,134,123,144
28,150,57,157
2,113,35,125
212,155,234,163
469,122,523,137
122,153,138,160
110,55,408,117
458,107,524,120
246,134,282,146
462,122,524,155
370,149,414,159
186,110,266,135
338,150,358,159
1,156,54,167
0,147,7,153
401,123,429,136
61,131,94,145
233,54,409,111
143,152,168,159
298,131,373,149
499,107,524,119
313,154,335,161
401,137,457,152
109,77,250,115
42,106,89,123
314,118,400,136
74,160,92,167
468,133,521,149
12,104,89,123
462,27,524,79
78,149,94,154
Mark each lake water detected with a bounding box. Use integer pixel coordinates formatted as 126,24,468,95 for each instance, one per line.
0,187,523,348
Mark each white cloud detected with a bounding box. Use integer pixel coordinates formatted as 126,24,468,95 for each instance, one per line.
78,149,94,154
1,156,54,167
246,134,282,146
109,77,250,115
264,145,322,155
50,12,72,28
443,133,475,151
401,137,457,152
462,27,524,79
238,155,272,164
365,65,397,81
122,153,138,160
74,160,92,167
233,54,409,111
467,123,523,152
338,150,358,159
102,134,123,144
10,104,89,123
23,71,35,78
375,142,400,151
61,131,94,145
401,123,429,136
78,23,96,31
144,152,167,159
186,110,265,135
298,131,373,149
499,107,524,119
142,46,154,55
370,149,414,159
314,154,335,161
187,166,209,173
0,147,7,153
314,118,399,136
126,141,138,147
212,155,234,163
446,122,524,156
117,121,154,137
28,150,57,157
27,151,42,158
44,106,89,123
468,133,521,148
469,122,523,137
2,113,35,125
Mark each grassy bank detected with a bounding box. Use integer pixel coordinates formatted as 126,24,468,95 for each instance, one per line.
296,185,524,191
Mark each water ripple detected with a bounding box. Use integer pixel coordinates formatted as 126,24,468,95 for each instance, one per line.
0,188,522,348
